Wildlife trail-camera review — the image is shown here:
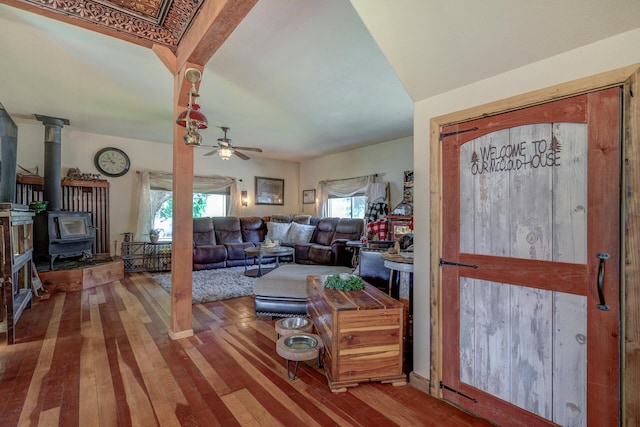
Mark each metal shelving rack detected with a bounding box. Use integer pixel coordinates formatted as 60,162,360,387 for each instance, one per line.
1,205,35,344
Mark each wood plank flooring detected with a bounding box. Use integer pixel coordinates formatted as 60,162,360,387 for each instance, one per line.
1,272,491,426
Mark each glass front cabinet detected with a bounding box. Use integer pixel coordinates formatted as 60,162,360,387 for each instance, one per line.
1,208,35,344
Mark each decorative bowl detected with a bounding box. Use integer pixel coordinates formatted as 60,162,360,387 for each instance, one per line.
29,200,48,212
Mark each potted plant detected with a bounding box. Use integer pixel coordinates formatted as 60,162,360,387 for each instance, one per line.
148,228,163,243
323,273,365,291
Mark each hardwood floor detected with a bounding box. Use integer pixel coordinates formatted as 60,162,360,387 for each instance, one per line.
1,273,491,426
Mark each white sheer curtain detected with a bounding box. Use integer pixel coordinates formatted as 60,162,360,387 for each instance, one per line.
133,170,240,240
316,175,376,217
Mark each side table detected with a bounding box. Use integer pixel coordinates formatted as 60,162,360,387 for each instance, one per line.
243,246,295,277
345,240,365,267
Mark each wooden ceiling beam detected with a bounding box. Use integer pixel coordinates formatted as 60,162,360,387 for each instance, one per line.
152,45,178,75
2,0,155,49
176,0,258,71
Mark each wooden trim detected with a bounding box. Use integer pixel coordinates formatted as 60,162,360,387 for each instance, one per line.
167,328,194,340
16,175,43,185
585,88,622,425
622,69,640,426
17,175,110,188
458,254,588,295
62,179,109,188
409,371,431,394
432,63,640,126
429,116,444,397
429,63,640,423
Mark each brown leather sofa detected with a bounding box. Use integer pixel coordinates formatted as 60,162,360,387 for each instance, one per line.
192,216,364,270
193,217,265,270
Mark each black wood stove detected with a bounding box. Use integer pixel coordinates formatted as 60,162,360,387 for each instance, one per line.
32,115,95,270
34,211,94,270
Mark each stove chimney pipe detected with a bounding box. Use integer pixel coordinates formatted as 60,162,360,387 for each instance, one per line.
34,114,69,212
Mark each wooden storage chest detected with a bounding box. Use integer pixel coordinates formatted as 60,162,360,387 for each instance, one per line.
306,275,406,392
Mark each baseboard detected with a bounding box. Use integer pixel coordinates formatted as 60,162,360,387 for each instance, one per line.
168,328,194,340
408,371,432,395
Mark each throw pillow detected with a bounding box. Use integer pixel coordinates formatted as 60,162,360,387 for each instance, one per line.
266,222,291,242
285,222,315,243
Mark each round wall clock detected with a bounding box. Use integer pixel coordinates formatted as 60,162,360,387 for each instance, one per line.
94,147,131,177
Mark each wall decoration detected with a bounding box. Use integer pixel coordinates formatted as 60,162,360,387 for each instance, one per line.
255,176,284,205
303,189,315,204
403,170,414,203
94,147,130,177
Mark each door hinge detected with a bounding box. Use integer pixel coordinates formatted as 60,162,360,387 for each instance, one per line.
440,381,478,403
439,258,478,269
440,127,478,140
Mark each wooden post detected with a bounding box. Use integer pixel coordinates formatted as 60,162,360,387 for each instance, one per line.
168,66,197,339
152,1,259,340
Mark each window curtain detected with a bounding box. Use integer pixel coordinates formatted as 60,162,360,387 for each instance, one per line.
133,170,240,241
316,174,376,217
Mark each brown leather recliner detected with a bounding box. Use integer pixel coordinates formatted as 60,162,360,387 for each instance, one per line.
294,217,364,266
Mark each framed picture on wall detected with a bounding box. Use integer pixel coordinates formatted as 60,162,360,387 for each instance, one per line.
303,189,315,204
255,176,284,205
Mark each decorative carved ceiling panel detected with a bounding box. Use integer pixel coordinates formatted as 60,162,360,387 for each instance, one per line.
14,0,204,49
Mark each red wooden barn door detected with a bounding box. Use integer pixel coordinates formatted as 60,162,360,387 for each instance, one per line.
440,88,620,426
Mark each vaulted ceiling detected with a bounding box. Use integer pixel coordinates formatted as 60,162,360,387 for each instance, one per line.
2,0,640,161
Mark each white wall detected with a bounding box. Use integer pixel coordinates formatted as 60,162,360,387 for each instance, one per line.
15,118,412,257
299,136,413,214
411,28,640,380
14,119,300,254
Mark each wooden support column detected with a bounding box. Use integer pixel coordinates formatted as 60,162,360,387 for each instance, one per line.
154,1,259,340
168,65,198,339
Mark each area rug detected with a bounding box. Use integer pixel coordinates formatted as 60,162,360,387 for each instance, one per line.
152,264,275,304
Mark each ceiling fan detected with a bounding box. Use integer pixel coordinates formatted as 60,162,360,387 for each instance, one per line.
204,126,263,160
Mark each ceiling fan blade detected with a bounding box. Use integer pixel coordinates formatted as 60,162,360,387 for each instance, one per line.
233,150,250,160
203,149,218,156
233,146,263,152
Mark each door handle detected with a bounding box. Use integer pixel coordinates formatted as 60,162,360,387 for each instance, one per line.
596,253,610,311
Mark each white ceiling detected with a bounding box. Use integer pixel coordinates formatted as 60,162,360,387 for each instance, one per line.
1,0,640,162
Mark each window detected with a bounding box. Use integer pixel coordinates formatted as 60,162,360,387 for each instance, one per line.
150,190,227,239
327,195,366,218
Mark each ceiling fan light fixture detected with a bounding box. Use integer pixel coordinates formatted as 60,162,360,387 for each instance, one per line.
218,146,233,160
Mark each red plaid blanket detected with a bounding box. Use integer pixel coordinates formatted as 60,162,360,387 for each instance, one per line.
367,220,388,240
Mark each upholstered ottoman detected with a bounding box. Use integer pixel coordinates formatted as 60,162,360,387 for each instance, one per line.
254,264,352,317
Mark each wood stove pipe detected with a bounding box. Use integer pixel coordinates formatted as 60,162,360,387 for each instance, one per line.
34,114,70,212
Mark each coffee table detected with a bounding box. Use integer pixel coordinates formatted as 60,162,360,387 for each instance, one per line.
244,245,295,277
